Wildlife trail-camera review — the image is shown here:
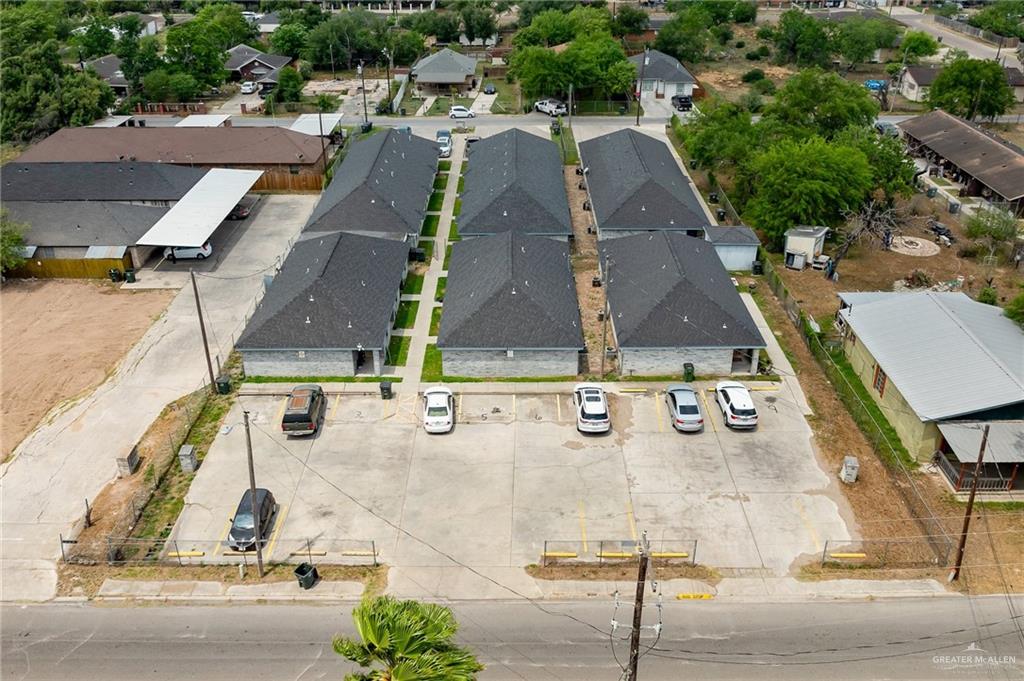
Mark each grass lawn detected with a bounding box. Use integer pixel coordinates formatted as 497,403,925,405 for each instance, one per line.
457,176,465,193
418,239,435,261
435,276,447,301
438,160,452,172
247,375,402,383
427,192,444,212
449,221,460,241
552,125,579,165
430,306,442,336
401,272,424,295
427,96,475,116
443,244,452,269
386,335,411,367
576,100,641,116
461,161,468,173
421,215,439,237
420,344,576,383
486,78,521,114
421,344,443,381
433,175,449,190
453,198,462,216
394,301,419,329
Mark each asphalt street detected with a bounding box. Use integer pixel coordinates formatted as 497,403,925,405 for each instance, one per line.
890,7,1023,71
3,598,1023,680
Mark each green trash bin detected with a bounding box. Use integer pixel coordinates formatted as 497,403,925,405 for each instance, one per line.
926,186,938,198
215,374,231,395
124,269,136,283
294,562,319,590
683,362,695,382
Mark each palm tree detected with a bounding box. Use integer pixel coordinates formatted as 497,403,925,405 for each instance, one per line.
333,596,483,681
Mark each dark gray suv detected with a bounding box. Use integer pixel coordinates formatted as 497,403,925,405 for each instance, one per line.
227,488,276,551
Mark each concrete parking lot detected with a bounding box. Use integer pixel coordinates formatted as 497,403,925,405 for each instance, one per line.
172,382,852,576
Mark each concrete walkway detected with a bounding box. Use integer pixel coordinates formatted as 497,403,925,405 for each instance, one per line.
394,137,464,386
414,96,436,117
741,292,813,417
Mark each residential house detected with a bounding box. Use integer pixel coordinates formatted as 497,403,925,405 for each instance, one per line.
17,127,328,191
225,44,293,87
1006,67,1024,103
86,55,130,97
257,12,282,35
458,129,572,239
438,232,584,377
898,109,1024,216
704,226,760,271
629,48,697,99
111,12,164,37
410,48,477,94
836,291,1024,491
898,65,942,102
237,231,410,377
1,162,259,273
579,129,711,239
302,129,436,240
600,232,765,376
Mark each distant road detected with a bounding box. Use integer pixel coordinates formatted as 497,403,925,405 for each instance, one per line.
3,597,1024,680
889,7,1022,71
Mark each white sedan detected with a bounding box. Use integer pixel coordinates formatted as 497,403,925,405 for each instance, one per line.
422,387,455,434
715,381,758,429
572,383,610,434
240,81,258,95
164,242,213,262
449,105,475,119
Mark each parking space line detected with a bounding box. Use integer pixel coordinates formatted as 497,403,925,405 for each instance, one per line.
577,500,588,552
699,390,717,433
556,395,562,422
794,498,822,552
626,499,638,542
263,503,289,559
216,518,232,550
512,395,516,419
457,393,463,420
330,395,341,420
654,393,665,433
275,397,288,425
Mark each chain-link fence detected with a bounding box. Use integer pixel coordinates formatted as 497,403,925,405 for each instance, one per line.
821,538,951,569
542,539,698,567
100,536,379,567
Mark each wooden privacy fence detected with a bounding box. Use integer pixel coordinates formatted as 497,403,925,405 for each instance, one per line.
8,255,132,279
251,171,324,193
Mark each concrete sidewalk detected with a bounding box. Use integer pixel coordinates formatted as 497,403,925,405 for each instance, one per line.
741,292,813,416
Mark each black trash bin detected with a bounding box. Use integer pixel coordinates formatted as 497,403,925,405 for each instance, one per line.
708,192,719,204
683,362,695,382
124,268,136,283
380,381,393,400
752,260,764,275
360,121,373,134
215,374,231,395
716,208,727,221
294,562,319,590
108,268,122,282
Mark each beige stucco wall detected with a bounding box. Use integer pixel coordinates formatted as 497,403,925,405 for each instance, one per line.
843,335,942,462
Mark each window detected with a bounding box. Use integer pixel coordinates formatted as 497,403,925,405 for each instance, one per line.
873,365,887,396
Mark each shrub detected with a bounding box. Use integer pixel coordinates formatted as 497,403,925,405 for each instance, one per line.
957,242,983,259
756,26,774,41
745,50,762,61
742,68,766,83
757,44,770,57
977,287,998,305
752,78,776,95
713,25,734,44
734,40,746,49
740,91,763,112
907,269,932,287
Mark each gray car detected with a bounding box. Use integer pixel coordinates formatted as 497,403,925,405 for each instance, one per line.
665,384,704,432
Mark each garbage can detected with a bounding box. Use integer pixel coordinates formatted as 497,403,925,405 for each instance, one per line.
380,381,393,400
400,108,407,116
948,201,960,214
361,121,373,134
108,268,122,282
708,192,719,204
689,159,697,169
618,106,627,115
124,268,136,283
926,186,938,198
683,362,695,382
294,562,319,590
716,208,727,221
752,260,764,275
215,374,231,395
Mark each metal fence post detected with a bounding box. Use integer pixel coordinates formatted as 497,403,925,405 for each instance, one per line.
821,540,829,566
59,534,66,562
84,498,92,528
691,540,698,567
543,541,548,568
173,540,182,566
371,540,378,567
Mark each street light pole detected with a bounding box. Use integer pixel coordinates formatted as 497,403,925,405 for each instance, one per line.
242,410,265,579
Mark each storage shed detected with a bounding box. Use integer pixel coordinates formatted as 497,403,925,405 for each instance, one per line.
784,226,828,270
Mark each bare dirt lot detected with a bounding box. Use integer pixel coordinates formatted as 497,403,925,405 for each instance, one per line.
0,279,173,460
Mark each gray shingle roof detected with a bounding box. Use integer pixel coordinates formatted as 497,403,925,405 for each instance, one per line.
459,129,571,237
838,291,1024,421
5,201,168,247
438,232,583,349
1,162,207,202
237,231,409,351
303,129,436,238
705,225,759,245
411,48,477,83
628,49,694,84
225,44,291,72
579,129,710,233
86,54,129,88
904,65,942,87
600,232,764,349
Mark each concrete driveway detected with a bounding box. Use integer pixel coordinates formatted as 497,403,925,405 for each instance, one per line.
0,196,316,601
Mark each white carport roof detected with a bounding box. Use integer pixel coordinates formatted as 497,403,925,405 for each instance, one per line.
288,113,343,136
175,114,231,127
136,168,263,247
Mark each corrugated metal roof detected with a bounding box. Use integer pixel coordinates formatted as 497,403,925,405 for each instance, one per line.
85,245,127,259
288,113,344,136
838,291,908,307
839,292,1024,420
175,114,230,127
938,422,1024,463
136,169,262,247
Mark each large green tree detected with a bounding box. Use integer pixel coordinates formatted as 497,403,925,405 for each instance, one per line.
302,10,385,71
334,596,483,681
460,5,497,43
968,0,1024,40
1,210,28,276
164,21,227,87
654,7,712,63
76,16,116,59
192,2,257,50
764,68,879,140
834,126,916,203
612,5,649,36
517,0,578,28
270,22,308,58
771,10,832,67
683,100,757,171
927,57,1016,120
509,45,566,96
835,17,899,72
741,137,873,248
274,66,304,102
897,30,940,64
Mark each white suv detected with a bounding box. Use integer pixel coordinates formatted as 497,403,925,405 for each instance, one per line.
715,381,758,429
240,81,258,95
534,99,567,116
164,242,213,262
573,383,610,434
449,105,475,119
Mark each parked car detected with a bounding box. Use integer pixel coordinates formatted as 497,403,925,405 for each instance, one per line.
227,203,250,220
670,95,692,112
483,83,496,95
449,105,475,119
714,381,758,429
664,384,704,432
281,384,326,436
240,81,258,95
873,121,899,138
534,99,567,116
227,488,276,551
436,129,452,158
422,387,455,434
164,242,213,262
572,383,610,434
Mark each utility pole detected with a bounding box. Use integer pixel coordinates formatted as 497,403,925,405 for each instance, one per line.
243,410,265,579
383,47,393,103
626,531,651,681
950,424,990,582
600,258,611,378
358,60,369,125
190,270,217,394
635,46,649,127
